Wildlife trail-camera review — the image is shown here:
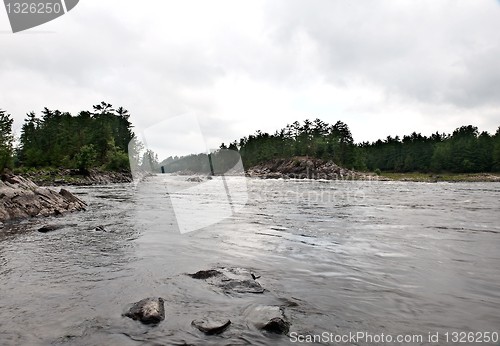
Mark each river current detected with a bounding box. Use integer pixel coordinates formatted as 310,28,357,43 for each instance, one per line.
0,175,499,345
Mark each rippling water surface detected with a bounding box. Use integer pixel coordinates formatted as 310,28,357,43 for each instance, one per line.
0,176,499,345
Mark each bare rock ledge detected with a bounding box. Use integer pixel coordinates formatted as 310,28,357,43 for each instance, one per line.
0,174,87,221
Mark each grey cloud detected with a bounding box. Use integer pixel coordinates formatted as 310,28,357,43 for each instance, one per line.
262,0,500,108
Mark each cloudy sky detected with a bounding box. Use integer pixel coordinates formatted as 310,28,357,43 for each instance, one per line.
1,0,500,157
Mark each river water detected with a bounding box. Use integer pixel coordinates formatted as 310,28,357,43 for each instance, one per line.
0,175,499,345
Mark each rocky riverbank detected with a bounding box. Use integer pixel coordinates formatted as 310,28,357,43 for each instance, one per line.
0,174,87,223
378,172,500,182
245,158,500,182
17,168,133,186
246,157,376,180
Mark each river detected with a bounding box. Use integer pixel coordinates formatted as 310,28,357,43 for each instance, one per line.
0,175,499,345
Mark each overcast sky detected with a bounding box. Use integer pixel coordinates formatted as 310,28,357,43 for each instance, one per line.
1,1,500,158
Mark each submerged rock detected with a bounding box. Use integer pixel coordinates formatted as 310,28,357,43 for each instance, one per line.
38,225,61,233
192,317,231,335
95,225,107,232
221,279,265,294
188,267,265,294
262,317,290,334
123,297,165,324
245,305,290,334
186,176,203,182
188,270,221,279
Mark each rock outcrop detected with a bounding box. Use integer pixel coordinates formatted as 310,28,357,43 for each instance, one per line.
0,175,87,221
123,297,165,324
246,157,373,180
19,168,133,186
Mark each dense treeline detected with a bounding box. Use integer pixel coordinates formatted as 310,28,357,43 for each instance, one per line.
15,102,134,172
0,105,499,175
226,119,366,170
0,109,15,172
361,125,500,173
222,120,500,173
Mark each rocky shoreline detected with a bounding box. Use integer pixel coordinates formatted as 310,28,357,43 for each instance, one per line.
245,157,500,182
246,157,375,180
17,168,133,186
0,174,87,223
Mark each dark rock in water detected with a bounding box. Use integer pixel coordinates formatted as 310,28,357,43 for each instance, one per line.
187,176,203,182
38,225,61,233
95,225,106,232
188,267,266,294
192,318,231,335
38,224,77,233
262,317,290,334
222,279,264,294
188,270,221,279
123,297,165,324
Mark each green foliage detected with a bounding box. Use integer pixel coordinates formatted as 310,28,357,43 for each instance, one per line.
361,126,499,174
106,150,129,171
226,119,359,169
0,109,14,173
374,168,381,176
74,144,97,170
492,127,500,172
18,102,134,170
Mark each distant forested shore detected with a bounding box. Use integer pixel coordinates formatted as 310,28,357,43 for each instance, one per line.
221,119,500,174
0,105,498,176
157,119,500,175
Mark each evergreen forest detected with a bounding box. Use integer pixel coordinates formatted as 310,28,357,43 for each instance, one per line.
0,105,499,175
222,119,500,173
0,102,134,173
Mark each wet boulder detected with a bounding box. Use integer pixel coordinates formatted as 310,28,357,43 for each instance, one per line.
245,305,290,334
187,267,265,294
123,297,165,324
263,317,290,334
38,225,62,233
38,224,77,233
188,269,221,279
192,317,231,335
221,279,264,294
